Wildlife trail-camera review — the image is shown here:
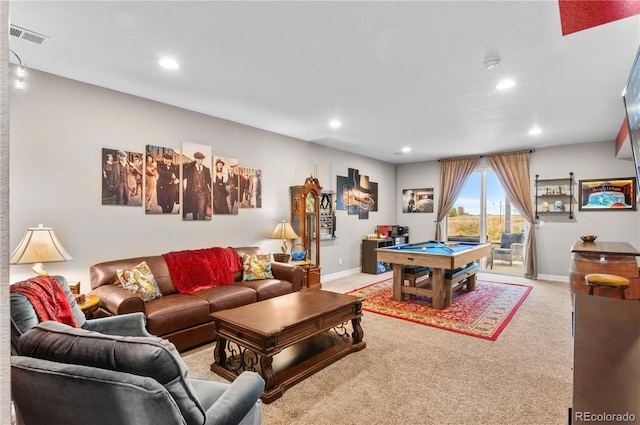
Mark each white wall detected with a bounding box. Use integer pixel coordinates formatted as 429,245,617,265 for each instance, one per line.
11,68,638,288
395,160,440,241
396,143,640,278
9,69,397,289
530,142,639,276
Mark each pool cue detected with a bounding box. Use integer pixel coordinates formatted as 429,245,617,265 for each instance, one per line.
432,240,455,253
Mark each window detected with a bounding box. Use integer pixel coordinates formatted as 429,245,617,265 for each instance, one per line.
447,169,525,269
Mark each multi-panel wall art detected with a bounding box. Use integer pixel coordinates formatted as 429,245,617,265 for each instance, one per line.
101,143,262,220
182,142,212,220
146,145,180,215
101,148,144,207
335,167,378,219
212,156,239,215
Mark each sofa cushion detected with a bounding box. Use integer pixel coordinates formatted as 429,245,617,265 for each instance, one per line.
117,261,162,302
237,279,294,301
192,285,258,312
18,321,205,425
144,294,212,337
242,254,274,281
494,248,511,256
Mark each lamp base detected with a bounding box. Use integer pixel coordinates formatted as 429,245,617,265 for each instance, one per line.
273,253,291,263
32,263,49,276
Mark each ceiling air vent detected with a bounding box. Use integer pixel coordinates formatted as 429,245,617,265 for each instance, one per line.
9,24,49,45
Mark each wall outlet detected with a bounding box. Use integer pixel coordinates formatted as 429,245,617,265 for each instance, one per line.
339,258,343,265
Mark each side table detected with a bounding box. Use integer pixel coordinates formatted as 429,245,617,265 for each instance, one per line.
78,294,100,319
68,281,81,295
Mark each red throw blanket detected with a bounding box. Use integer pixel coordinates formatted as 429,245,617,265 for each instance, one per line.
162,247,242,294
10,276,79,327
222,247,244,273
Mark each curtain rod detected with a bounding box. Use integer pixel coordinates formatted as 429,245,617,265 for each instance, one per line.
479,149,535,159
439,149,535,162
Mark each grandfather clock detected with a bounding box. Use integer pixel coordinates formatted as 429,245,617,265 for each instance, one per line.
290,176,322,289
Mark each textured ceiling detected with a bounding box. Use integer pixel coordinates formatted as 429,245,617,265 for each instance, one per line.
8,1,640,163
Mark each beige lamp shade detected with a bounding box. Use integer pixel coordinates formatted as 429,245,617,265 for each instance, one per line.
10,224,73,275
269,220,299,254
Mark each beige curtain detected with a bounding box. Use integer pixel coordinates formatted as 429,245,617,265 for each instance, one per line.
435,157,479,240
486,151,537,278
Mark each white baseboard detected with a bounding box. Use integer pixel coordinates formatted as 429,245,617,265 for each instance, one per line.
322,268,569,284
322,267,362,282
536,273,569,283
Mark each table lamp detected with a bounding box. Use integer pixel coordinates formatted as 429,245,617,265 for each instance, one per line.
10,224,73,275
269,220,299,262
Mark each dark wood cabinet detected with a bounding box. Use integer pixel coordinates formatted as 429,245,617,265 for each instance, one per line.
290,176,322,289
362,237,409,274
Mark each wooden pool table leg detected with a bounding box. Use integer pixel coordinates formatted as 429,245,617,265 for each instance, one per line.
431,268,446,309
392,263,403,301
466,274,476,291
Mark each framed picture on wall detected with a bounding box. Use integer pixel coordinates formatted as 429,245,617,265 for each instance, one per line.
578,177,637,211
402,188,434,213
623,44,640,198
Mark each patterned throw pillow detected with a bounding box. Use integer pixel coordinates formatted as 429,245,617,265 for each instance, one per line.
242,254,274,281
116,261,162,302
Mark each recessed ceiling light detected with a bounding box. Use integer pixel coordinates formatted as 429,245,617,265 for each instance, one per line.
529,127,542,136
329,120,342,129
496,79,516,90
401,147,411,153
159,57,179,70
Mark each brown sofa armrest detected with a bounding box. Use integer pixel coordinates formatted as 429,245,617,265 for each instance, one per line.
92,285,145,316
270,262,304,292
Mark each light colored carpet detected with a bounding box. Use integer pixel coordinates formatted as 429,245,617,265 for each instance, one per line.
182,271,573,425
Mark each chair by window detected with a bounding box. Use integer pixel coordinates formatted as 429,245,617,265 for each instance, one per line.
493,232,525,266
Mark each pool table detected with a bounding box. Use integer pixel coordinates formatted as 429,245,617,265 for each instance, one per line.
376,241,492,309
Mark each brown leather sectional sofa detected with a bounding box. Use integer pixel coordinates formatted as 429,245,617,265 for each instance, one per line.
89,246,303,352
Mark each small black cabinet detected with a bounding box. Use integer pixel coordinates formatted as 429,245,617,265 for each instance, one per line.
361,236,409,274
362,239,393,274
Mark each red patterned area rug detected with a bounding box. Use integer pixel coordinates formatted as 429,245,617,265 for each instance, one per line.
347,278,532,341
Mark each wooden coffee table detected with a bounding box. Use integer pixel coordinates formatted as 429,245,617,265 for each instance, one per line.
210,290,366,403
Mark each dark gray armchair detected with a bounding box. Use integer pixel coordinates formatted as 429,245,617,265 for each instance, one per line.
12,321,265,425
493,232,525,266
10,275,151,354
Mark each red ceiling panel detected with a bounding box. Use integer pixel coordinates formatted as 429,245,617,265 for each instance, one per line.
559,0,640,35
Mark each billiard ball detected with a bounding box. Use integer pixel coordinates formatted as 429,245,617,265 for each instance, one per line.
421,247,426,251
